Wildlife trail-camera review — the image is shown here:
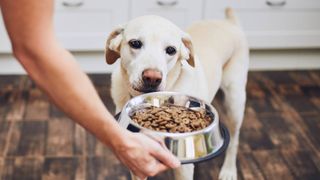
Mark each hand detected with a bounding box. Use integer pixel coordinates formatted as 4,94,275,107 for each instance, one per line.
111,131,181,179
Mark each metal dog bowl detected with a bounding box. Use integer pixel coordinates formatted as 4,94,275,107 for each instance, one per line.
115,92,229,164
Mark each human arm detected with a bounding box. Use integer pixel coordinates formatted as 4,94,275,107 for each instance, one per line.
0,0,180,178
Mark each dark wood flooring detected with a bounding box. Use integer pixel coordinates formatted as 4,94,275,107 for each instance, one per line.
0,70,319,180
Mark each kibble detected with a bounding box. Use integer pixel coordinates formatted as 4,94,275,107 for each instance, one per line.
130,105,212,133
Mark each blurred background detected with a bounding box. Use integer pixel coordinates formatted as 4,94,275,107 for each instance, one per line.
0,0,319,180
0,0,320,73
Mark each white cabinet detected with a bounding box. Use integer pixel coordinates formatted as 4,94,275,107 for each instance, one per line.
131,0,204,29
54,0,129,51
0,0,129,53
0,12,12,53
1,0,320,53
204,0,320,49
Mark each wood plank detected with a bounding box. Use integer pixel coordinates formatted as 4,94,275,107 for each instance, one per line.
279,104,320,167
240,129,274,151
0,122,11,156
0,158,14,180
96,86,116,115
6,122,21,156
12,157,44,180
310,97,320,110
258,113,291,134
300,113,320,151
86,132,112,157
285,96,318,114
300,85,320,97
246,78,266,99
194,155,224,180
238,153,265,180
86,156,129,180
74,124,86,156
74,157,86,180
0,157,3,179
0,89,10,120
0,75,22,90
42,157,77,180
289,71,316,86
281,149,320,180
5,76,27,121
264,71,296,85
46,118,74,156
242,107,263,131
257,114,303,150
49,104,66,118
253,150,294,180
25,88,49,121
8,121,46,156
5,90,26,121
309,71,320,86
86,133,97,156
277,84,303,97
247,97,279,114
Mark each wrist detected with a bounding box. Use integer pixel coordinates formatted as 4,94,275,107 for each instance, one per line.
98,117,130,149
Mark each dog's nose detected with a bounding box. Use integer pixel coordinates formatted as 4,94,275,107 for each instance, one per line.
142,69,162,90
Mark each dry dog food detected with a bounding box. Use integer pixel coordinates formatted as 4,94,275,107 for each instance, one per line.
130,105,212,133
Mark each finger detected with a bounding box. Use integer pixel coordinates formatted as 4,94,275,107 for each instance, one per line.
155,163,169,174
142,158,169,177
143,131,168,150
149,144,180,168
140,132,180,168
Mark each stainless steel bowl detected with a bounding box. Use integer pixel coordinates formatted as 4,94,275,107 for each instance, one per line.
116,92,229,164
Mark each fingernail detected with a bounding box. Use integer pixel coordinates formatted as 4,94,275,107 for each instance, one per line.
172,159,181,167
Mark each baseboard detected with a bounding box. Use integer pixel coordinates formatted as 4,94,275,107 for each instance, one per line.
0,49,319,74
0,52,118,75
249,49,320,71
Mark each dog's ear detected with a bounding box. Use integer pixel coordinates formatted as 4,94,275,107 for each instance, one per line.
105,25,125,64
180,32,195,67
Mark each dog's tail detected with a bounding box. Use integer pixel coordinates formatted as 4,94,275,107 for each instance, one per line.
225,7,240,26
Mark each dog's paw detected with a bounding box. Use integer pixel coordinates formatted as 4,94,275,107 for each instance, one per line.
218,165,237,180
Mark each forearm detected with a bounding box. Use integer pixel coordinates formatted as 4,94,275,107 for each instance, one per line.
0,1,180,178
15,42,126,147
0,0,127,148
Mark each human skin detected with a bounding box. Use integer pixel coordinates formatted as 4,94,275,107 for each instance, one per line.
0,0,180,179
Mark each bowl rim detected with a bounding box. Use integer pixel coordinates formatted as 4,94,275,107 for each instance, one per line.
121,91,220,137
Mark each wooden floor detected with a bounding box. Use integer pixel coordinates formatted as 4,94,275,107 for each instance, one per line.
0,70,319,180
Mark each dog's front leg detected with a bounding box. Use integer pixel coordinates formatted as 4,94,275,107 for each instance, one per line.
219,83,246,180
173,164,194,180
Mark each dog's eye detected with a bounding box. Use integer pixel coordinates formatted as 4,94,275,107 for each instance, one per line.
128,39,143,49
165,46,176,56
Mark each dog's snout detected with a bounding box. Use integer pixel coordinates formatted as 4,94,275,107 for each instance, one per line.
142,69,162,90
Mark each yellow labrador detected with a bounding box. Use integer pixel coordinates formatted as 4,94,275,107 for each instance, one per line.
105,8,249,180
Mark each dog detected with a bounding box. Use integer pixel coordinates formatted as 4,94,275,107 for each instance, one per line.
105,8,249,180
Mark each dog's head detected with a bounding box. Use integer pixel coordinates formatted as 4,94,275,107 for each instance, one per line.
105,15,195,95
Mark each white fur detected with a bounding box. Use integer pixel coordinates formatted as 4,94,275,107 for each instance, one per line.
106,9,249,180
